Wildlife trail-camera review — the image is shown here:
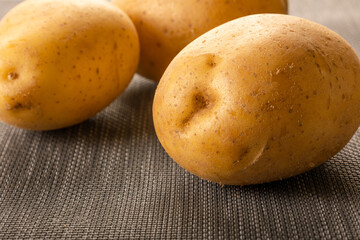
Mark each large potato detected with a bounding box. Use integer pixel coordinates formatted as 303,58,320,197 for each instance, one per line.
0,0,139,130
113,0,288,81
153,14,360,185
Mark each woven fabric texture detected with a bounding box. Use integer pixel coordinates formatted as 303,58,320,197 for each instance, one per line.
0,0,359,239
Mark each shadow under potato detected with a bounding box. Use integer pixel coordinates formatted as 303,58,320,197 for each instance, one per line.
0,75,157,200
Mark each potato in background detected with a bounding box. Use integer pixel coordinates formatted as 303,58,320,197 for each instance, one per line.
113,0,288,81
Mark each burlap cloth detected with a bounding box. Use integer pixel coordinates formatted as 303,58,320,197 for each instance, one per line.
0,0,359,239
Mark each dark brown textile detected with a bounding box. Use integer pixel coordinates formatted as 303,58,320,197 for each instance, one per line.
0,0,359,239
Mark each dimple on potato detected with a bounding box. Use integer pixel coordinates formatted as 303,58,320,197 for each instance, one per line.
0,0,139,130
113,0,288,81
153,14,360,185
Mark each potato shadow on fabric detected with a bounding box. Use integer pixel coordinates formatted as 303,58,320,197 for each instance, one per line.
0,75,157,202
223,157,359,202
218,158,359,236
157,154,359,238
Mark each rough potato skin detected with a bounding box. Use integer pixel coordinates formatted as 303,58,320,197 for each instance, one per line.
113,0,288,81
153,14,360,185
0,0,139,130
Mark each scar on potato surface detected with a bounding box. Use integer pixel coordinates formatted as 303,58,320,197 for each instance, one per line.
235,141,268,170
233,148,250,165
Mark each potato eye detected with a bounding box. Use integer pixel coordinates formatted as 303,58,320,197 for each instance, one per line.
7,72,18,80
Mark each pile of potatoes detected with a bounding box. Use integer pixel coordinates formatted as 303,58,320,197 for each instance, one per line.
0,0,359,185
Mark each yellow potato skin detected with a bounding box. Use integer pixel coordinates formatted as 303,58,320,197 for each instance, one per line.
153,14,360,185
113,0,288,81
0,0,139,130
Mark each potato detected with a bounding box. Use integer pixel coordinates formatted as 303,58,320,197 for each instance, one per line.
153,14,360,185
113,0,288,81
0,0,139,130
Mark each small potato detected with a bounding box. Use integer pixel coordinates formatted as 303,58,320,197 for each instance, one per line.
113,0,288,81
153,14,360,185
0,0,139,130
